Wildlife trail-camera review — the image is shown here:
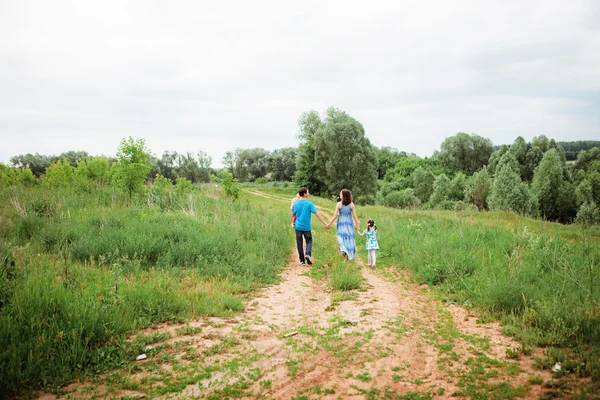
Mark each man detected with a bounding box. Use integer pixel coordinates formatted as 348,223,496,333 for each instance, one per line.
292,187,328,265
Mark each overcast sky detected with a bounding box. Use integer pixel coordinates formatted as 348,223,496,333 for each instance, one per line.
1,0,598,166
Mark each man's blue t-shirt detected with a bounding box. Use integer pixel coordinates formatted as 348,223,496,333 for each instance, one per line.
293,199,317,231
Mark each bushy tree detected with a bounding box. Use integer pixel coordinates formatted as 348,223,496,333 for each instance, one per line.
75,156,111,185
575,202,600,226
448,173,468,202
411,167,435,204
221,171,240,200
532,149,576,221
43,159,76,187
294,110,326,194
385,156,446,182
10,153,56,177
111,137,152,198
436,132,494,174
175,177,193,196
383,188,420,209
268,147,297,181
374,147,408,180
430,174,451,206
488,152,536,215
465,167,491,210
0,164,35,188
488,145,510,176
532,135,550,153
575,172,600,206
57,150,89,167
296,107,378,200
521,146,544,182
176,152,210,183
573,147,600,173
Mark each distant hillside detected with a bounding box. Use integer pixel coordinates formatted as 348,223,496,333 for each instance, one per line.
558,140,600,160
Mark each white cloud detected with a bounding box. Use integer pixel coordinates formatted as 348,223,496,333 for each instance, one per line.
1,0,598,165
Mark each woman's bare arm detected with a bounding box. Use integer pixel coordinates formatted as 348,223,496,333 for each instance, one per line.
326,202,341,227
351,202,360,230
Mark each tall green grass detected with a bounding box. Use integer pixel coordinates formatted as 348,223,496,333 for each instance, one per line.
357,205,600,385
0,185,292,397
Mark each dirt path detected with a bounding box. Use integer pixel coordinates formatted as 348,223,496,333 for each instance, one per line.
45,254,551,399
39,191,553,399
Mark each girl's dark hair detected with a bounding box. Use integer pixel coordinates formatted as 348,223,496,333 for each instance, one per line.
341,189,352,206
367,219,377,231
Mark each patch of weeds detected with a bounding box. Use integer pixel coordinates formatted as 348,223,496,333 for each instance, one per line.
506,362,521,376
437,343,453,353
393,373,402,382
246,367,263,381
204,336,238,356
260,379,272,390
396,391,432,400
206,379,251,399
332,290,358,303
506,347,521,359
286,358,302,377
175,324,202,336
528,375,544,385
356,372,372,382
324,388,335,394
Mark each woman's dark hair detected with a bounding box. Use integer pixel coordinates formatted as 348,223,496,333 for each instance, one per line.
341,189,352,206
367,219,377,231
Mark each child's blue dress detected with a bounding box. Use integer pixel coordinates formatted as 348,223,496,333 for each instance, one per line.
364,229,379,250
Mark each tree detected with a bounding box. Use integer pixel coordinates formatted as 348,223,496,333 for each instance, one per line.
465,167,491,210
312,107,378,200
430,174,451,206
448,173,468,202
75,156,111,185
221,171,240,200
532,149,575,221
10,153,56,177
488,152,536,215
488,145,510,176
57,150,89,167
411,167,435,204
374,147,407,180
154,151,179,182
111,137,152,198
176,152,210,183
268,147,297,181
0,164,35,188
521,146,543,182
436,133,494,174
385,156,446,182
532,135,550,153
43,159,75,187
573,147,600,173
295,110,327,195
559,140,600,161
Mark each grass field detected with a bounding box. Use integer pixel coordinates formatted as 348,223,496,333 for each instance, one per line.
1,183,599,397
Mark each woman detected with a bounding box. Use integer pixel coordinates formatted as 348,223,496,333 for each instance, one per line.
326,189,360,260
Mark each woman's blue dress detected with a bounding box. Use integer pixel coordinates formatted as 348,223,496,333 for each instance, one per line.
336,204,356,260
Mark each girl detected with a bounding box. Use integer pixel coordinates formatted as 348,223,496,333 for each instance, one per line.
358,219,379,268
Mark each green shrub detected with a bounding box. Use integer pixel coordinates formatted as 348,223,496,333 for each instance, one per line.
575,202,600,226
